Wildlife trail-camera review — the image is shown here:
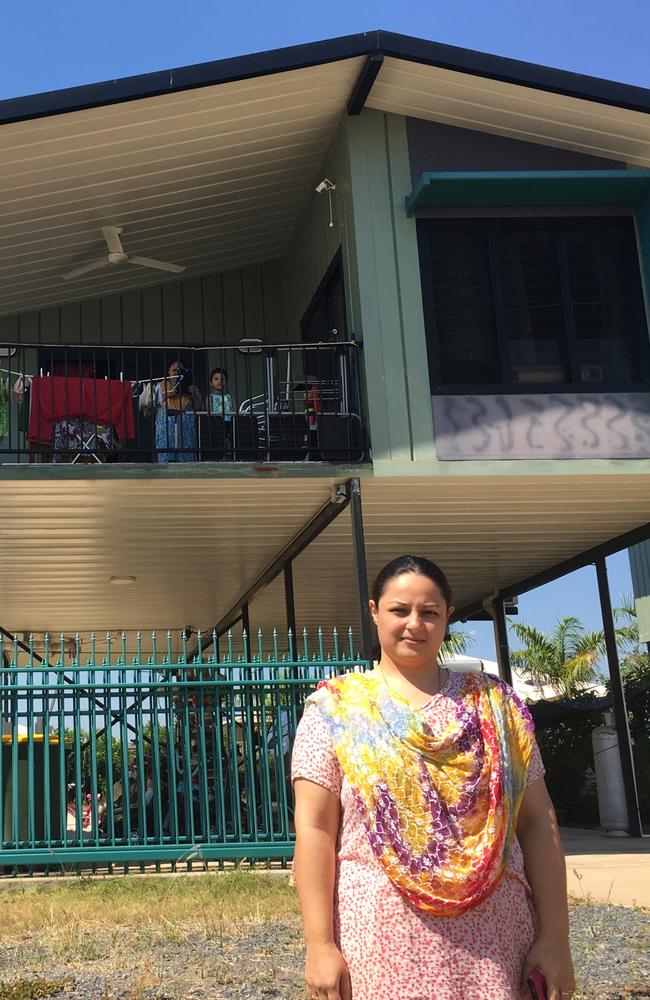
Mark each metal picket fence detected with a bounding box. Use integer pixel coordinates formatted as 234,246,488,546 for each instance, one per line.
0,627,368,874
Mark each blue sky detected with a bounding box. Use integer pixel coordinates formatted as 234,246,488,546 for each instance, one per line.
0,0,645,658
462,551,633,660
1,0,649,100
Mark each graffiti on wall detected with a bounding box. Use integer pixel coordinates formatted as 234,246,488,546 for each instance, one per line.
432,393,650,460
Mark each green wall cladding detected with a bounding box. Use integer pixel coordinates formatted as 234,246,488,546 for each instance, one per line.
0,262,285,346
280,124,361,342
629,542,650,644
345,110,435,464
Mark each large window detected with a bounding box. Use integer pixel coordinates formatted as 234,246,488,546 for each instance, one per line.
419,217,650,390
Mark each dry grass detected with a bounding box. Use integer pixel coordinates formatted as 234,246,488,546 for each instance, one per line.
0,873,298,945
0,874,304,999
0,981,74,1000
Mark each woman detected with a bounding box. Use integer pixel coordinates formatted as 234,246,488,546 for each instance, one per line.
154,359,201,462
292,555,575,1000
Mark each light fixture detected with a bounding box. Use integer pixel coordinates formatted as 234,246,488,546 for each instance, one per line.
109,575,136,586
315,178,336,228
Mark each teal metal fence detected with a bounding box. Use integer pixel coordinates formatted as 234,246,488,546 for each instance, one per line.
0,628,368,873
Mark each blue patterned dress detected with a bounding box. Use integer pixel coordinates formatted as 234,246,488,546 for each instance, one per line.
154,383,198,462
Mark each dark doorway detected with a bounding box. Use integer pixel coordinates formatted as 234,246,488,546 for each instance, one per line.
300,249,348,345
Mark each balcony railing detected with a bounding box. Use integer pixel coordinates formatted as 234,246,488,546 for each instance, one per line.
0,341,367,465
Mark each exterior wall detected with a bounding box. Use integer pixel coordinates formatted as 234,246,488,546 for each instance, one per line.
340,110,650,476
345,110,435,465
433,393,650,461
0,262,285,346
279,125,362,342
406,119,626,181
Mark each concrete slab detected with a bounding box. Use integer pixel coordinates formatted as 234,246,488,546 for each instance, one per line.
561,827,650,909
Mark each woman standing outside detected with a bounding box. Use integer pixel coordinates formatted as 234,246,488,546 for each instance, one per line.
292,555,575,1000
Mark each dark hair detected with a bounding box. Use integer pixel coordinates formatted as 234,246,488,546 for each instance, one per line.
210,367,228,382
371,555,453,608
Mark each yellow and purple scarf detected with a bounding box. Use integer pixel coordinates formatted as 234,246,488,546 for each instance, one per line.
308,669,535,917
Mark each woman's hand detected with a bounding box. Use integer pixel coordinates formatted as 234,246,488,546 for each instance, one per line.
305,941,352,1000
522,935,575,1000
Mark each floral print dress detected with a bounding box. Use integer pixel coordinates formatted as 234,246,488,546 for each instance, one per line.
291,670,545,1000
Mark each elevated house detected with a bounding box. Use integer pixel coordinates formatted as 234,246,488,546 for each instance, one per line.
0,31,649,865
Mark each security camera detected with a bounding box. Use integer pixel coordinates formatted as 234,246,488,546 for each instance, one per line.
330,484,348,505
315,178,336,194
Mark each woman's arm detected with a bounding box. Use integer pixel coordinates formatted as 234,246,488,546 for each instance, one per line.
517,777,576,1000
293,778,351,1000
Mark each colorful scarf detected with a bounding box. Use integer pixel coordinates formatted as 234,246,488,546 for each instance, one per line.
308,669,535,917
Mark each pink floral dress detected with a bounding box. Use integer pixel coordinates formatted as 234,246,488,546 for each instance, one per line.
291,670,545,1000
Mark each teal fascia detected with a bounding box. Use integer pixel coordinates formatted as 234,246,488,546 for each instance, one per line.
405,169,650,215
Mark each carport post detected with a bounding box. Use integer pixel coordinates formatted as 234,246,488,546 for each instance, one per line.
348,479,373,663
242,603,251,661
492,597,513,686
284,562,297,642
595,557,643,837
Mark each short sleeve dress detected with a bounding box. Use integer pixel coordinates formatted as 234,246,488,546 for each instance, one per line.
291,669,545,1000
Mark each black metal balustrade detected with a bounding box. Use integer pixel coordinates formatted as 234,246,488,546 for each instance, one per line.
0,341,367,464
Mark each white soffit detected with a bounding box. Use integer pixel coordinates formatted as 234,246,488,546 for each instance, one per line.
368,57,650,167
1,474,648,643
0,58,364,317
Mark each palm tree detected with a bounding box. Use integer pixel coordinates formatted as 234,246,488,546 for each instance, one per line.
439,626,472,661
614,595,648,676
509,617,606,700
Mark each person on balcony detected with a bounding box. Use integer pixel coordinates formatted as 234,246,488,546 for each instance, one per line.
208,367,234,453
154,359,202,462
208,367,234,420
292,554,575,1000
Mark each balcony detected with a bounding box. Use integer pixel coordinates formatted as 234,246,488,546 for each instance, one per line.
0,341,367,466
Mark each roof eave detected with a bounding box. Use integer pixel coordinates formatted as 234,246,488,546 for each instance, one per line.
1,28,650,128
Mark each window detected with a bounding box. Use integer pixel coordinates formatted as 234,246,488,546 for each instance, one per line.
419,217,650,390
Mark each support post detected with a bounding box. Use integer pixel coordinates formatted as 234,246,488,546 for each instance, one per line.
348,478,373,663
492,597,513,686
595,557,643,837
284,562,297,643
242,603,251,661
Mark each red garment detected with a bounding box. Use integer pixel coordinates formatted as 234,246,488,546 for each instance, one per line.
305,383,322,430
29,376,136,443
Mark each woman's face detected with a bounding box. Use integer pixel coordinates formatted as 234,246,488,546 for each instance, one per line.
168,361,183,377
368,571,453,669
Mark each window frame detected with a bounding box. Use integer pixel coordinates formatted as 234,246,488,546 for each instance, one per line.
417,215,650,394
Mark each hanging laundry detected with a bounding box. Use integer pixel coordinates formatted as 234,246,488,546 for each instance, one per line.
12,375,32,436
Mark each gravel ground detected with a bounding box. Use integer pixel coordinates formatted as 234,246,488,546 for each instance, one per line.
0,901,648,1000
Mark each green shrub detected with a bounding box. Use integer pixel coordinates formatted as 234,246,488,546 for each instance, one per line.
536,701,603,824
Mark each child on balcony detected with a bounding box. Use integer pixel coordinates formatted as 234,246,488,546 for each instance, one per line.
208,367,234,421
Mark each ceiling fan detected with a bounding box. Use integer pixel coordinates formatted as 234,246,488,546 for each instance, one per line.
62,226,186,281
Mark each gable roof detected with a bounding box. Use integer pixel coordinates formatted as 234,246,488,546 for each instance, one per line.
1,30,649,318
3,30,650,124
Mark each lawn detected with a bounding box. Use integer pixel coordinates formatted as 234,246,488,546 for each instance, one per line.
0,876,648,1000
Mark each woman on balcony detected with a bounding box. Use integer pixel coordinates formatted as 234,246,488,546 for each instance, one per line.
154,359,202,462
292,555,575,1000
